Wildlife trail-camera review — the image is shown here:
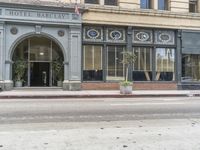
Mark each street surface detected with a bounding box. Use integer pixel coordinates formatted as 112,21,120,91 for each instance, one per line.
0,97,200,124
0,97,200,149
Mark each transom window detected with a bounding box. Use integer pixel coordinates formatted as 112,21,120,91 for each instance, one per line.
104,0,118,6
158,0,169,10
85,0,99,4
140,0,152,9
189,0,198,13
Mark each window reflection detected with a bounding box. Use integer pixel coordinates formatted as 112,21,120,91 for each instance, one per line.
189,0,198,13
107,46,124,80
133,47,152,81
156,48,175,81
141,0,152,9
158,0,168,10
30,38,51,61
182,55,200,82
83,45,103,81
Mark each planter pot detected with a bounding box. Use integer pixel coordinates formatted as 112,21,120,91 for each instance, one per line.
15,81,22,87
120,85,133,94
57,81,63,87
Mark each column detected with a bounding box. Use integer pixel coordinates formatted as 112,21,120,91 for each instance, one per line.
99,0,104,5
0,23,4,90
177,30,182,89
63,25,82,90
153,0,158,10
4,60,13,90
127,26,133,81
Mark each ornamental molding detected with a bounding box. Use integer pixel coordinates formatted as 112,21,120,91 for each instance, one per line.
83,26,103,42
133,30,153,44
106,28,126,43
155,30,175,45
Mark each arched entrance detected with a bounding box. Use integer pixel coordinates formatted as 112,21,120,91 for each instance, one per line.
12,36,64,87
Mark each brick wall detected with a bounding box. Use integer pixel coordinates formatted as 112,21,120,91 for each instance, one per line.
81,82,177,90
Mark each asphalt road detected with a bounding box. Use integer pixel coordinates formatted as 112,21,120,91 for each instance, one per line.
0,97,200,124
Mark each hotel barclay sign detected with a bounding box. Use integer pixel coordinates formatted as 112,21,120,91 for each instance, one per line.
0,8,80,22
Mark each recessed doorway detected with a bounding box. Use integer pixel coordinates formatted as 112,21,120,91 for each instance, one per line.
30,62,50,86
12,36,64,87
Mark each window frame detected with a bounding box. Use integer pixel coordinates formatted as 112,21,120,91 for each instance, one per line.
132,29,177,82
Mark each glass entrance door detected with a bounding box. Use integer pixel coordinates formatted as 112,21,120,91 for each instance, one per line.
30,62,50,86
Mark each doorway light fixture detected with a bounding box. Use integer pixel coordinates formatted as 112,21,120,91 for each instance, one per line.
39,52,44,56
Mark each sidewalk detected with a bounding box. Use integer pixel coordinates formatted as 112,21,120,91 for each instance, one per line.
0,89,200,99
0,119,200,150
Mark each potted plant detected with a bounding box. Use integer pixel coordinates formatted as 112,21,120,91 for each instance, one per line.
13,59,27,87
120,50,137,94
52,59,64,87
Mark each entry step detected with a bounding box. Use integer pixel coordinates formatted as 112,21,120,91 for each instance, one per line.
13,87,63,91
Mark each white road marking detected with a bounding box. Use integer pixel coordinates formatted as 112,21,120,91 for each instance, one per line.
110,102,185,106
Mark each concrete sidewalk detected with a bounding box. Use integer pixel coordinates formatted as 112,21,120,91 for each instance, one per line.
0,89,200,99
0,119,200,150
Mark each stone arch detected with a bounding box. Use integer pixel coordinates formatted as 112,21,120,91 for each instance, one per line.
9,32,67,61
10,32,67,87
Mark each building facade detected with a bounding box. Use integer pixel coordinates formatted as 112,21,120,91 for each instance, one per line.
0,0,200,90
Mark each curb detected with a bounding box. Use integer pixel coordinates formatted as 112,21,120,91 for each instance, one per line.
0,94,190,99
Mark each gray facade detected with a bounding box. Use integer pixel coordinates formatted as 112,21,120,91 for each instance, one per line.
0,3,82,90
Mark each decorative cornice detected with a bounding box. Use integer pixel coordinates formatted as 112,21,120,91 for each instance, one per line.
85,6,200,20
0,1,85,13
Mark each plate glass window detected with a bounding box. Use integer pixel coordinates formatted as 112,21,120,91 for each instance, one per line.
133,47,152,81
182,54,200,82
107,46,124,80
85,0,99,4
104,0,118,6
189,0,198,13
158,0,169,10
83,45,103,81
156,48,175,81
140,0,152,9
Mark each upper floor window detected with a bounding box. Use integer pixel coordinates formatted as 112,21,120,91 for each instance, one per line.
189,0,198,13
85,0,99,4
158,0,169,10
104,0,118,6
140,0,152,9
